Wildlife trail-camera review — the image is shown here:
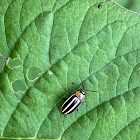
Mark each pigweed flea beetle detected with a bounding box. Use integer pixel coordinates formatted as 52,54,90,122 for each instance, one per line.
60,79,98,114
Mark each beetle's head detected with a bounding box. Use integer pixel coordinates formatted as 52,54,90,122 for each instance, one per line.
81,89,86,95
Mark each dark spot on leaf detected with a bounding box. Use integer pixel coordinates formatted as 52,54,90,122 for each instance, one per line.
72,82,75,85
27,114,29,117
98,5,102,8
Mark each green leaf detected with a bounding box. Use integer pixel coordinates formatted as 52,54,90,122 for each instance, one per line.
114,0,140,13
0,56,5,73
0,0,140,140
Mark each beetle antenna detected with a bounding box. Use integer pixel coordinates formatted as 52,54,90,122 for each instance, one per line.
85,90,99,93
80,78,85,89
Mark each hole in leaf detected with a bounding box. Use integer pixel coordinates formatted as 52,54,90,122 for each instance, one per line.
98,4,102,8
12,80,27,92
27,66,42,80
0,56,5,73
7,58,22,69
48,70,53,75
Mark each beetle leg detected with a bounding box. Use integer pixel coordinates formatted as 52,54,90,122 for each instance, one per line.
72,82,81,92
80,78,85,89
75,84,83,92
76,107,79,111
83,101,90,106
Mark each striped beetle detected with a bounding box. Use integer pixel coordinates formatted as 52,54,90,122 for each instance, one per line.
60,79,97,114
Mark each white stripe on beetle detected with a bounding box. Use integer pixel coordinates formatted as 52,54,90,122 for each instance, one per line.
62,95,75,113
65,99,81,114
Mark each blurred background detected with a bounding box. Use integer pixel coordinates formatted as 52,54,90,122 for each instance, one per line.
114,0,140,13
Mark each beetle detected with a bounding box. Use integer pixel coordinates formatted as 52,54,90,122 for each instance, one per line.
60,79,98,114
